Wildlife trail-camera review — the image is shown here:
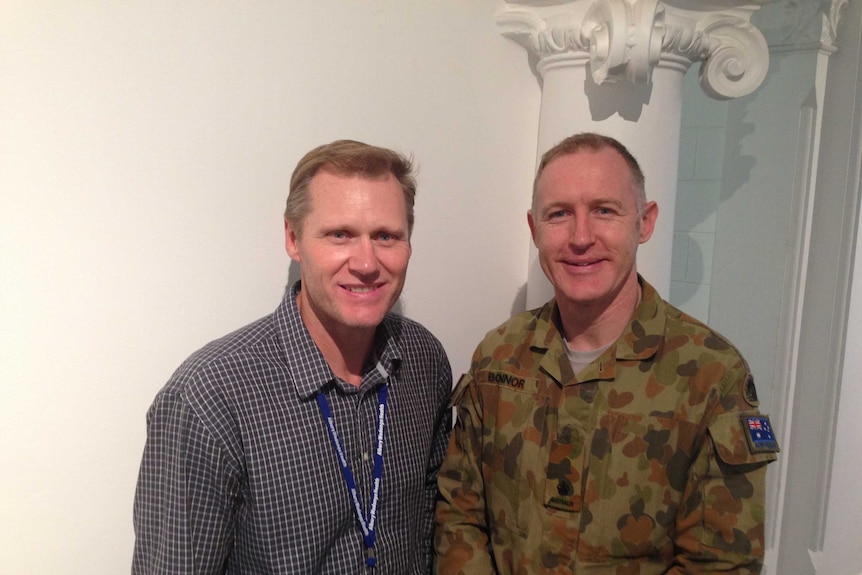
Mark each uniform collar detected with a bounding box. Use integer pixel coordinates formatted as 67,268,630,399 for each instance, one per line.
530,275,665,385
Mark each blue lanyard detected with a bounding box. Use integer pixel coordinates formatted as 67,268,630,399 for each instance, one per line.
315,383,389,568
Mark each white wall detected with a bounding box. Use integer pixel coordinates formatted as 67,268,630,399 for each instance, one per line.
670,72,729,323
0,2,540,573
815,214,862,574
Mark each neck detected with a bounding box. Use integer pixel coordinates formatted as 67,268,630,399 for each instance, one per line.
296,294,375,388
559,276,642,352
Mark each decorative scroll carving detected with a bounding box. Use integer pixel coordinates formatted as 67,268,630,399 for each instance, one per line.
498,0,772,99
695,14,770,99
581,0,663,84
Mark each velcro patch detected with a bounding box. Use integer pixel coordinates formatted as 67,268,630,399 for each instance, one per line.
744,375,759,407
742,415,779,453
477,370,539,393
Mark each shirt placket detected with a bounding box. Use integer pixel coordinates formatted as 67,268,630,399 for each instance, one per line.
352,386,378,504
540,378,594,571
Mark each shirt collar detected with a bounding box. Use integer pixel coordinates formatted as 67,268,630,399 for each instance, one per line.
614,276,664,361
275,281,404,400
530,275,666,362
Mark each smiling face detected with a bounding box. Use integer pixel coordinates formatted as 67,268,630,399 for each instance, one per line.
285,169,411,341
528,147,657,317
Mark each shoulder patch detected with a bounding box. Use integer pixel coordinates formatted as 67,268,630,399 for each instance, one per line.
742,414,779,453
744,375,759,407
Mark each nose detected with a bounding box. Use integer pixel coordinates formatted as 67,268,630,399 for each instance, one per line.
568,211,594,250
348,237,380,277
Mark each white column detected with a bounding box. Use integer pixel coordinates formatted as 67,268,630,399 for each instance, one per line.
498,0,771,307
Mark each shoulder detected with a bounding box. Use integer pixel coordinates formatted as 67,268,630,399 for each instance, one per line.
383,313,448,358
661,299,747,363
157,313,281,401
654,298,756,403
476,303,552,352
382,314,452,395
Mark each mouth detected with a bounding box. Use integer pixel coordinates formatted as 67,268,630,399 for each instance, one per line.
565,259,603,267
342,284,382,294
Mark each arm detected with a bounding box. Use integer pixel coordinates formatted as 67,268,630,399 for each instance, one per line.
415,357,454,575
132,391,239,575
434,373,495,574
670,370,778,574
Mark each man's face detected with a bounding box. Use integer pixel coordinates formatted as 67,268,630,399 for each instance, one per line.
285,170,411,338
528,147,657,313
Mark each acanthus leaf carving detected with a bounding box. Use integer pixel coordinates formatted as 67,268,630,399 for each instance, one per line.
498,0,772,99
581,0,663,84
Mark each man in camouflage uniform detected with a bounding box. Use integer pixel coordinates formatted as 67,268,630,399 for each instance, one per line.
434,133,778,574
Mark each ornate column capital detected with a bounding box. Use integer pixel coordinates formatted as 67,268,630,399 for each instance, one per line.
498,0,773,99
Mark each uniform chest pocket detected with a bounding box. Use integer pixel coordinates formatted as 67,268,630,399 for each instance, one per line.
476,379,549,537
580,412,685,558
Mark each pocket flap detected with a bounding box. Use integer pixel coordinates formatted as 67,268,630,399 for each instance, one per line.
708,411,778,467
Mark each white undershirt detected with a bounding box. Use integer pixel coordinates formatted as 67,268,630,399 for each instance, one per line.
565,340,613,378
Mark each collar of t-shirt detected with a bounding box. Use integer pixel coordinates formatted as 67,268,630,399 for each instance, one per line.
565,340,614,378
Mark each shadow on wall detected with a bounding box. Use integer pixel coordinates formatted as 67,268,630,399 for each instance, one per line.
585,71,652,122
720,105,756,204
672,232,706,304
511,282,528,317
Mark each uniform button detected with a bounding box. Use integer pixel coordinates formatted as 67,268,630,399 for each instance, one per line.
362,451,370,461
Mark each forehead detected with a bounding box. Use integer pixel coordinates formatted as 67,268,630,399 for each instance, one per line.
306,170,407,220
536,148,636,203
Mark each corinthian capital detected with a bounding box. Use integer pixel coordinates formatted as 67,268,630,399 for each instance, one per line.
498,0,773,99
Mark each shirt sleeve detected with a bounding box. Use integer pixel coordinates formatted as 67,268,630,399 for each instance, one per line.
414,353,455,575
434,373,495,574
669,369,777,574
132,391,240,575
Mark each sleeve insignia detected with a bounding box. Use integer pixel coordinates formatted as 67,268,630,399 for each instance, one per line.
744,375,759,407
742,414,780,453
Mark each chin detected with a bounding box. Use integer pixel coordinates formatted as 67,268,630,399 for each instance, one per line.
341,310,389,330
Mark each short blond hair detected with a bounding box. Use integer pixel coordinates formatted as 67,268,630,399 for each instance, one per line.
285,139,417,236
533,132,646,215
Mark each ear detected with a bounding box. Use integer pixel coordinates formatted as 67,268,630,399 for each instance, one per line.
284,219,301,262
638,201,659,244
527,210,537,245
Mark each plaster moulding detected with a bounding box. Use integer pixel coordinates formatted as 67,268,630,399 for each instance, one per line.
498,0,771,99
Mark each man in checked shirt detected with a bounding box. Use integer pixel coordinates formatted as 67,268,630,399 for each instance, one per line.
133,139,452,574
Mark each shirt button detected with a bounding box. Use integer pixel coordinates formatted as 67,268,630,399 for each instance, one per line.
362,451,370,461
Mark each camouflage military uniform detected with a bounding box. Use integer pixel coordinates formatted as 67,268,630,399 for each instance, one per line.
435,278,778,574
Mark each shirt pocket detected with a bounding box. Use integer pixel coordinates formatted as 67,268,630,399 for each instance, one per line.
708,411,778,472
477,376,549,538
579,412,681,560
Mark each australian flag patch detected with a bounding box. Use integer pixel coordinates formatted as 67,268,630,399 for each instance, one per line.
743,415,779,453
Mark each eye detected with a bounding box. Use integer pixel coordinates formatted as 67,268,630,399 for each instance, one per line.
547,209,568,221
329,230,351,241
375,231,401,245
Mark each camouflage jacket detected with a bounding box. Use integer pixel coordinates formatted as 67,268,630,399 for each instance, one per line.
435,278,778,574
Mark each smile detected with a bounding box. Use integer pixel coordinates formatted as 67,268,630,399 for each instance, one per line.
343,285,379,294
566,259,601,267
